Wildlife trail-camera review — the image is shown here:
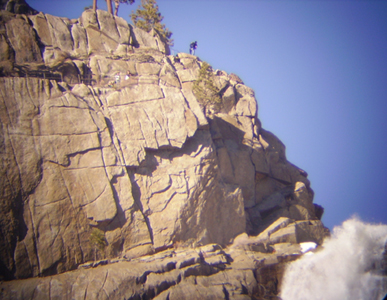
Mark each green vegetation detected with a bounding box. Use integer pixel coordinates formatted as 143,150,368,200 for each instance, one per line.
130,0,173,46
193,62,222,108
89,228,107,261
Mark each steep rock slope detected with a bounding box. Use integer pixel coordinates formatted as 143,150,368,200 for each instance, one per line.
0,7,326,285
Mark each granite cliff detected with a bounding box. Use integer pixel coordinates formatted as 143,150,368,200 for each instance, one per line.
0,4,328,299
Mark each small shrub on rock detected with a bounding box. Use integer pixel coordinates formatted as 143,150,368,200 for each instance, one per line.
89,228,107,261
193,62,222,110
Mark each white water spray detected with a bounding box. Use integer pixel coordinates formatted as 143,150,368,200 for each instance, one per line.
281,217,387,300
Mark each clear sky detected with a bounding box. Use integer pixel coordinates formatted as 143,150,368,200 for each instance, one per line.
27,0,387,230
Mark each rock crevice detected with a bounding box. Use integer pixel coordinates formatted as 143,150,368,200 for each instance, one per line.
0,6,327,298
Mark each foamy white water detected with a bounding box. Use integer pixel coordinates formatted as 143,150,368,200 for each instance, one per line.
281,217,387,300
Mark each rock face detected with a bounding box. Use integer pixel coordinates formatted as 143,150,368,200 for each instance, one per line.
0,224,324,300
0,6,328,298
0,244,296,300
0,0,37,15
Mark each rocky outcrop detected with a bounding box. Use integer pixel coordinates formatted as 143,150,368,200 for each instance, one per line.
0,8,169,77
0,0,37,15
0,222,324,300
0,5,328,297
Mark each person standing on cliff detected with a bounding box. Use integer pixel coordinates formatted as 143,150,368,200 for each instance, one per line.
190,41,197,55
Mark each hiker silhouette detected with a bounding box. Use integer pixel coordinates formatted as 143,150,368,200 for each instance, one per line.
190,41,197,55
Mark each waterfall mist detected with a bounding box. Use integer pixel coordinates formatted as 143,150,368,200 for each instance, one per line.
281,217,387,300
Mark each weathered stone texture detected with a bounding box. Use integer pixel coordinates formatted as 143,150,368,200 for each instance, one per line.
0,240,307,300
0,8,326,296
1,9,169,80
5,16,42,64
0,0,38,15
0,65,321,281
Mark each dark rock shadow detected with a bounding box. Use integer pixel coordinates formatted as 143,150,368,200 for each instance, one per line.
127,166,154,245
1,0,38,15
128,24,140,49
207,115,317,236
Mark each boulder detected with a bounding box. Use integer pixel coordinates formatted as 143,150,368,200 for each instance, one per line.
132,27,170,55
97,9,120,43
268,220,328,245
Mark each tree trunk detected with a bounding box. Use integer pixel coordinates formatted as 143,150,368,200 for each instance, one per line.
114,0,119,16
93,0,97,11
106,0,113,15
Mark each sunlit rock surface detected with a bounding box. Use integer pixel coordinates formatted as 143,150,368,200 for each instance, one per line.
0,5,328,299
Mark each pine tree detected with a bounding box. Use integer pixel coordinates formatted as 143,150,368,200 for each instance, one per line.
130,0,173,46
193,62,222,108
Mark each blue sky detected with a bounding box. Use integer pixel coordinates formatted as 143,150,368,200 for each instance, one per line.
28,0,387,230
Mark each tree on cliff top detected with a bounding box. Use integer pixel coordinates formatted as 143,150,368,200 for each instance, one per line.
130,0,173,46
106,0,113,14
92,0,112,13
92,0,135,16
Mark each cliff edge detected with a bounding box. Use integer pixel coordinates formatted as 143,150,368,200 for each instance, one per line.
0,6,328,299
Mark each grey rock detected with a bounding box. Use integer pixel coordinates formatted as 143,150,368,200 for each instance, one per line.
0,9,326,290
28,12,52,46
0,241,308,299
45,14,74,52
0,0,38,15
5,16,42,64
